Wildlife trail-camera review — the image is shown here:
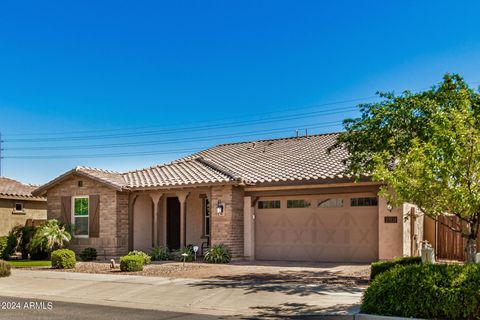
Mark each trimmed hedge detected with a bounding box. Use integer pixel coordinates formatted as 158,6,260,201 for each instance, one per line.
120,255,144,272
51,249,76,269
79,247,97,261
362,263,480,319
370,256,421,280
0,260,11,277
127,250,151,265
204,244,231,264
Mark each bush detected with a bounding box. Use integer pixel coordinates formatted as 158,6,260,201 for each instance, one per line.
1,234,17,260
150,246,170,261
79,247,97,261
30,248,49,260
173,246,194,262
0,237,7,259
370,256,421,280
51,249,76,269
362,263,480,319
204,244,231,264
11,226,36,259
127,250,151,265
0,260,11,277
120,255,144,272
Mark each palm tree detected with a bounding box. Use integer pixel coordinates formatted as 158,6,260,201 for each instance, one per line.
30,219,72,253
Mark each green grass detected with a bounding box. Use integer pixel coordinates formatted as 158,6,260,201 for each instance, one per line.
8,260,52,268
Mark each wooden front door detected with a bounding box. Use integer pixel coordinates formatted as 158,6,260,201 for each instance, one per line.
167,197,181,250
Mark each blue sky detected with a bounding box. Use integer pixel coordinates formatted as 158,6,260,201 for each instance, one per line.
1,1,480,184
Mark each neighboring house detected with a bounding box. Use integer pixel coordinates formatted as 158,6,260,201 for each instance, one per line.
0,177,47,236
33,133,423,262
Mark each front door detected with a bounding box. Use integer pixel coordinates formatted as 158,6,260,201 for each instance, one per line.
166,197,181,250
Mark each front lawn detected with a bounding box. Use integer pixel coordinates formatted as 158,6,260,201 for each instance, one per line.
8,260,52,268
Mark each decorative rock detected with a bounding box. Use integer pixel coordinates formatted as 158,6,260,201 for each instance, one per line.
110,259,116,269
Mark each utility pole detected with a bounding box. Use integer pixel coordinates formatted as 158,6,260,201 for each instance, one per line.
0,132,2,177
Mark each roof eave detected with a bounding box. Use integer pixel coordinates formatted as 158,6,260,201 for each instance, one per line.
32,169,126,197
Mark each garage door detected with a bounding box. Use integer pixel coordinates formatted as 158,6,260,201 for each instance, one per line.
255,195,379,262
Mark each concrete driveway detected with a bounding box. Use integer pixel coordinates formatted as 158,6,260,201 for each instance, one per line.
0,268,365,318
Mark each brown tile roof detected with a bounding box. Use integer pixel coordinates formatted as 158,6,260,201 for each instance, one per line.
124,158,233,188
0,177,45,200
35,133,353,194
178,133,349,184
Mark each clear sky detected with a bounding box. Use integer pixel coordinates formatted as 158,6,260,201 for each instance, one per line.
1,1,480,184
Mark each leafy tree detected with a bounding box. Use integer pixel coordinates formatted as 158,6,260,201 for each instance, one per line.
333,74,480,262
30,219,72,253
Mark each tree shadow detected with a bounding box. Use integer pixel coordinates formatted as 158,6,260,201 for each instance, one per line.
242,302,358,319
189,270,367,296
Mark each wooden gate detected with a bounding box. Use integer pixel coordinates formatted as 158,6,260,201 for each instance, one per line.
436,215,480,261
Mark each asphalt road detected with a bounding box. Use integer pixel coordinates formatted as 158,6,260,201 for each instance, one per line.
0,296,352,320
0,296,231,320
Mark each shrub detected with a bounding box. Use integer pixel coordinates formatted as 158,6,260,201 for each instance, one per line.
51,249,76,269
173,246,194,262
127,250,151,265
1,234,17,260
150,246,170,261
204,244,231,264
370,256,421,280
0,260,11,277
362,263,480,319
79,247,97,261
120,255,144,272
11,226,36,259
0,237,7,260
30,219,71,254
30,248,49,260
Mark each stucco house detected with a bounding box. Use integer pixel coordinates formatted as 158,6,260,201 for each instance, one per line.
32,133,423,262
0,177,47,236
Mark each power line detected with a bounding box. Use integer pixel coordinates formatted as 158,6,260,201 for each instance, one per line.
3,121,342,151
3,96,376,137
3,107,355,143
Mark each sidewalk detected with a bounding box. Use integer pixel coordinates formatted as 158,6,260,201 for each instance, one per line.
0,270,363,317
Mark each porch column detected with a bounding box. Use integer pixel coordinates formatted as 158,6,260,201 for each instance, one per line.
128,194,138,251
244,196,255,261
177,192,190,248
150,192,163,247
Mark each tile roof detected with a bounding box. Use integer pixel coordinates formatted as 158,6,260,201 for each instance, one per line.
124,158,233,188
0,177,45,200
178,133,349,184
35,133,353,194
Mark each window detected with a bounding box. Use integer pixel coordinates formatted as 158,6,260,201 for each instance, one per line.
72,196,89,237
318,198,344,208
78,180,83,187
351,197,378,207
14,203,24,212
287,200,310,208
258,200,281,209
203,198,211,237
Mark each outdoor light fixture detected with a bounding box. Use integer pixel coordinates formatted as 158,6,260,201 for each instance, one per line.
216,200,225,216
387,203,393,212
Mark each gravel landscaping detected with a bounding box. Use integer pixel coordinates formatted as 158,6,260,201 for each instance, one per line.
44,260,370,287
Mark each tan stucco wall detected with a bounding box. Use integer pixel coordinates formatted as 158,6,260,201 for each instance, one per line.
0,198,47,236
185,190,206,247
133,195,153,251
46,174,128,258
378,196,403,260
424,216,436,248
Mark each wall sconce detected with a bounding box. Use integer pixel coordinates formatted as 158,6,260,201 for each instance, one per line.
216,200,225,216
387,203,393,212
